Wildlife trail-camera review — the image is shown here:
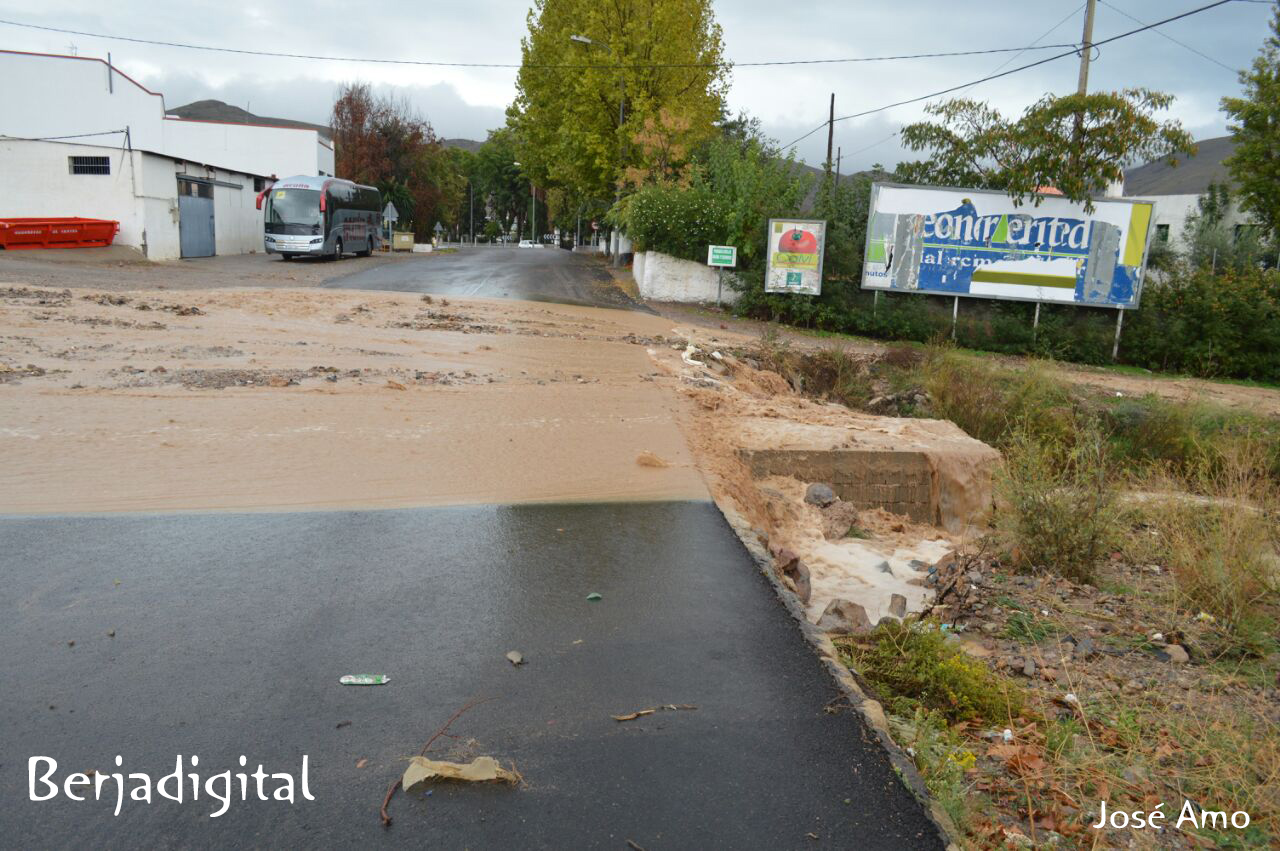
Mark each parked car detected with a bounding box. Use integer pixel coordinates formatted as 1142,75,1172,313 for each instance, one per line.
518,239,536,248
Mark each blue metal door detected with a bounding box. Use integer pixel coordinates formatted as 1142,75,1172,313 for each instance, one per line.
178,188,215,258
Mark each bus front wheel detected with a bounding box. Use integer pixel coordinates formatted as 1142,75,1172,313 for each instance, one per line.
331,238,344,261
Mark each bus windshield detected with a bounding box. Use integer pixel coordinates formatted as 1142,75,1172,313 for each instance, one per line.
265,189,322,234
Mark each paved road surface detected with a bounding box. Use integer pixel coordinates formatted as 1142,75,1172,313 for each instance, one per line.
325,245,642,310
1,502,942,849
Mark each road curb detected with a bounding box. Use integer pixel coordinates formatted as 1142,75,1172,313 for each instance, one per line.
714,501,962,851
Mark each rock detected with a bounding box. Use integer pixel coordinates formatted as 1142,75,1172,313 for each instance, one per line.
888,594,907,618
965,570,983,585
1072,636,1097,659
816,599,873,634
773,548,811,604
1162,643,1190,664
804,483,838,507
908,559,929,572
1022,658,1037,678
875,561,894,576
981,622,999,635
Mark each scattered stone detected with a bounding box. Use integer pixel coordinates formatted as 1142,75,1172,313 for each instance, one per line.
908,559,929,572
1071,636,1097,659
1161,644,1190,664
981,622,999,635
816,599,873,634
875,561,894,576
1022,658,1037,678
804,482,837,507
772,548,811,603
888,594,907,619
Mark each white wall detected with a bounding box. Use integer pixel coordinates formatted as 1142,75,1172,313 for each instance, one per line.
0,139,266,261
1126,193,1254,253
0,140,148,249
0,50,330,179
633,250,740,304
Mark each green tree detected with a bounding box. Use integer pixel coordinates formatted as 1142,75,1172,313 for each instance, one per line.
1222,4,1280,239
474,128,529,237
511,0,728,200
895,90,1195,210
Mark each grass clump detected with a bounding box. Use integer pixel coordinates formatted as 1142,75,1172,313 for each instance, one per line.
995,420,1122,583
837,619,1021,723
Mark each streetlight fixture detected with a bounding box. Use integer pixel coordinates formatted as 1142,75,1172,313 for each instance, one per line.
570,33,626,267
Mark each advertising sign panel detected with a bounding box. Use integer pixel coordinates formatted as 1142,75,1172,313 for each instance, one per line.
766,219,826,295
861,183,1154,308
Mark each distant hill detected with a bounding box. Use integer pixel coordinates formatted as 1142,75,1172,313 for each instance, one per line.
442,138,483,152
166,100,333,140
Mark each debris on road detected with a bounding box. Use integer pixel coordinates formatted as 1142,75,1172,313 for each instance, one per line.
505,650,525,666
586,592,603,602
336,720,352,729
402,756,520,791
340,674,390,686
612,704,698,722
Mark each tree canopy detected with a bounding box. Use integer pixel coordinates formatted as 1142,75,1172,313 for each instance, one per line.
894,90,1195,210
1222,4,1280,238
510,0,728,200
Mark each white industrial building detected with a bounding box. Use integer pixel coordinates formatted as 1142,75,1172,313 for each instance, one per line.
0,49,334,260
1124,136,1253,249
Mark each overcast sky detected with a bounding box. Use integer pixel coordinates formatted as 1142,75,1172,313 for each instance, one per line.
0,1,1271,171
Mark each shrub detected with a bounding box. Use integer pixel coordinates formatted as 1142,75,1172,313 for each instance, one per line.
1150,435,1279,653
995,419,1121,582
838,619,1021,723
625,184,728,262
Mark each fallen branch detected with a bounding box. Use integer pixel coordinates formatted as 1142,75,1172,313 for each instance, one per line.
380,696,496,827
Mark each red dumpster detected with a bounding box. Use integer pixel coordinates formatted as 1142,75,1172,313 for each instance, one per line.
0,218,120,250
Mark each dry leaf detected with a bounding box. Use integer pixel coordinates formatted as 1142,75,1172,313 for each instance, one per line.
356,758,368,769
386,380,406,391
402,756,519,791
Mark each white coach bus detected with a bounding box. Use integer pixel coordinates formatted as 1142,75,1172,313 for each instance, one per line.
259,176,382,261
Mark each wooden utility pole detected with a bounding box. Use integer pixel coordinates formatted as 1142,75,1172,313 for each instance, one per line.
1076,0,1098,97
825,93,835,173
1070,0,1098,171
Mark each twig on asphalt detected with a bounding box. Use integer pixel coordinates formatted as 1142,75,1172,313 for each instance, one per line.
379,696,497,827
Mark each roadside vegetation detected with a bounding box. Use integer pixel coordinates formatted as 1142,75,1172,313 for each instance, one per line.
746,332,1280,846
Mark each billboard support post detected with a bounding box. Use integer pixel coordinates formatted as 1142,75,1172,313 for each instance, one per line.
1033,302,1041,342
1112,309,1125,361
873,290,880,314
951,296,959,341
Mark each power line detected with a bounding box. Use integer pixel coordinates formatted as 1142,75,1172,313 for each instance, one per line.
1,129,127,141
1099,0,1237,71
782,0,1238,151
0,18,1080,69
967,3,1087,91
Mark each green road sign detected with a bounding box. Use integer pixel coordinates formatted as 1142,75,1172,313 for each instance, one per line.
707,244,737,268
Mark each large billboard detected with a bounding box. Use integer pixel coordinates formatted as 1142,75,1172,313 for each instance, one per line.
861,183,1154,308
766,219,826,295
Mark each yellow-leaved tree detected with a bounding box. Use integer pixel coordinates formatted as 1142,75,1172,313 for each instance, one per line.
511,0,728,202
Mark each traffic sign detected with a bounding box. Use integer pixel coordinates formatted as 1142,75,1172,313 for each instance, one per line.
382,202,399,222
707,244,737,268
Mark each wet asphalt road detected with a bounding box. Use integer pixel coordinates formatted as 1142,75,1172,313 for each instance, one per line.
1,502,942,849
325,245,644,310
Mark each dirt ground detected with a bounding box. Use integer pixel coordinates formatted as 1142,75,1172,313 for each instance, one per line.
0,284,713,513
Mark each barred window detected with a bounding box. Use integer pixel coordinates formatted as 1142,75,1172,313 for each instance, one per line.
1155,224,1170,242
69,156,111,175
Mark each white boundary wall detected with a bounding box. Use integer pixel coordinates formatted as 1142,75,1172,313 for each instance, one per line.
632,250,740,304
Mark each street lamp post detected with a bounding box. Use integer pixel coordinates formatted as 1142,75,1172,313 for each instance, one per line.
571,34,625,267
